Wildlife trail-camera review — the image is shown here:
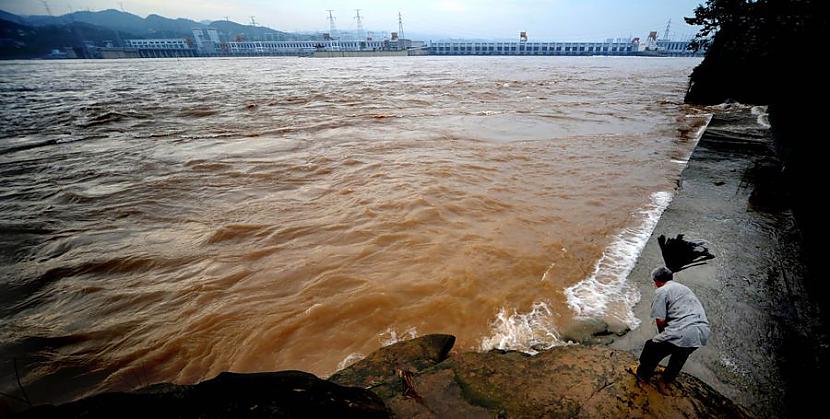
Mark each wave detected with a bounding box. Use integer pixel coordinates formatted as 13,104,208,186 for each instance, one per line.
0,138,59,155
332,327,417,373
379,327,418,347
336,353,365,371
76,110,151,128
564,191,673,328
479,301,563,354
178,107,219,118
751,106,771,129
480,191,673,353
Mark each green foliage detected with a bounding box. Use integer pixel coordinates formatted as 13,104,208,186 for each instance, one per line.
684,0,824,104
685,0,753,36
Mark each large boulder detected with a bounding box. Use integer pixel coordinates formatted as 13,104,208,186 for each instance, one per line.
328,334,455,397
17,370,389,418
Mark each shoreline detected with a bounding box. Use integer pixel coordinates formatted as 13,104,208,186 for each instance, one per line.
18,335,749,418
10,109,774,419
609,105,827,417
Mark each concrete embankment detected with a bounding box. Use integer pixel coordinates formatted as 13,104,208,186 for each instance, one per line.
611,106,829,418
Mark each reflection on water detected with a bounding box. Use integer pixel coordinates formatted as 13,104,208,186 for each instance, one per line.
0,56,706,404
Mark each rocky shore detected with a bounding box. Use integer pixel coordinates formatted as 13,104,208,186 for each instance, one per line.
17,334,747,418
12,107,815,418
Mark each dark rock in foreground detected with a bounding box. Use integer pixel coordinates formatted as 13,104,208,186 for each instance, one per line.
16,370,389,418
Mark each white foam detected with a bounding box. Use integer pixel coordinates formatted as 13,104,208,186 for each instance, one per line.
336,352,365,371
478,115,712,354
379,327,418,347
334,326,418,373
564,191,673,329
751,106,771,129
479,301,564,354
479,192,674,353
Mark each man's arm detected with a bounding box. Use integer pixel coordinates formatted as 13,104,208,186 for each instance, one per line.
655,318,667,333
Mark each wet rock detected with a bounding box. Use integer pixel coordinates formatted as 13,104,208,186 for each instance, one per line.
17,335,748,418
329,334,455,395
17,370,389,419
448,345,747,418
560,317,629,344
605,318,631,336
362,336,747,418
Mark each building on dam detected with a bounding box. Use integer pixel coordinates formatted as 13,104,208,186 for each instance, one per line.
427,39,640,56
122,39,197,58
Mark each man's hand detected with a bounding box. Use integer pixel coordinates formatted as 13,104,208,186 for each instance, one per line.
655,318,667,333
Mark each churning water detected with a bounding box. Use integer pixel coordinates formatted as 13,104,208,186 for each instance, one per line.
0,56,708,403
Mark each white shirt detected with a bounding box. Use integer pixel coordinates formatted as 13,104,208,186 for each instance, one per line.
651,281,711,348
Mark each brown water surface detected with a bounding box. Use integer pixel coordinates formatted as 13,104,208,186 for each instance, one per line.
0,56,707,403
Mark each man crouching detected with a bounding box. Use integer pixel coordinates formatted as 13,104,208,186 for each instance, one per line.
635,266,710,382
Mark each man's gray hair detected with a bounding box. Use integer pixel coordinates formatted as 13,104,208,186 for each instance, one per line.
651,266,674,282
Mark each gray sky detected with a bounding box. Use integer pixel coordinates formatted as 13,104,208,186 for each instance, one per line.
1,0,704,41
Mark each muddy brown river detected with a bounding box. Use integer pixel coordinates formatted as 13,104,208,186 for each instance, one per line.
0,56,708,403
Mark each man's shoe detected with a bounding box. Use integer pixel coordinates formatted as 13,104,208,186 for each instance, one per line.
626,364,647,384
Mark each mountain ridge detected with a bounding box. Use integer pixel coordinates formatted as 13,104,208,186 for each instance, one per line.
0,8,321,59
1,8,319,42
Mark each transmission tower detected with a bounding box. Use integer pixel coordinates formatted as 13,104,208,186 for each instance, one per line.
354,9,364,40
326,10,337,39
41,1,53,16
663,18,672,41
250,16,257,26
397,12,405,40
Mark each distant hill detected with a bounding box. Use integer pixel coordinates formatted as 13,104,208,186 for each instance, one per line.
1,8,320,43
207,20,314,41
0,8,323,58
0,9,26,25
23,9,147,32
0,18,135,59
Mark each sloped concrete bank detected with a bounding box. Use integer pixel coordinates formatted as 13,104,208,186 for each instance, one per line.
610,106,829,418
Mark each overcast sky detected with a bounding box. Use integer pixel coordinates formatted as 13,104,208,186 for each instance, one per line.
1,0,704,41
